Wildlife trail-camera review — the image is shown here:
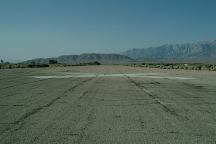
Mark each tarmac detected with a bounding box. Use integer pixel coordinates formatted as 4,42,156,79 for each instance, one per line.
0,65,216,143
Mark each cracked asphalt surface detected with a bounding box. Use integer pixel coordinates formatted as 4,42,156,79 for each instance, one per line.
0,65,216,144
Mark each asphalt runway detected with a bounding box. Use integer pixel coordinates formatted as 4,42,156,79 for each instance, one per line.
0,65,216,144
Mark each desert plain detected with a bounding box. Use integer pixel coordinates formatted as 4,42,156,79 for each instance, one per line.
0,65,216,144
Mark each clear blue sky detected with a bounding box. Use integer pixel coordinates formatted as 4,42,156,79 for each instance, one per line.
0,0,216,60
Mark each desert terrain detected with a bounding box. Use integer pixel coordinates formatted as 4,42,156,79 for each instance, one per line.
0,65,216,143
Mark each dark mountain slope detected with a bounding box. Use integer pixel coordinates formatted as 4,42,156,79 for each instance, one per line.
122,40,216,63
24,53,134,64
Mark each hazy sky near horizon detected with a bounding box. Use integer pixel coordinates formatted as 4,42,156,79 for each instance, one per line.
0,0,216,60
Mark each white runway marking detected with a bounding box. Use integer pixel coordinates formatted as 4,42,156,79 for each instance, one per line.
31,73,195,80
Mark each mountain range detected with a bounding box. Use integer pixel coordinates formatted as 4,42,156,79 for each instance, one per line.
121,40,216,63
24,40,216,64
25,53,134,64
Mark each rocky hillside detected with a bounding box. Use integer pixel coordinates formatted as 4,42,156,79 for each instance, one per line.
25,53,134,64
122,40,216,63
24,40,216,65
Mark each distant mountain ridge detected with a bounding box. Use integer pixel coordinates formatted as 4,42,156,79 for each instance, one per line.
24,40,216,64
121,40,216,63
25,53,134,64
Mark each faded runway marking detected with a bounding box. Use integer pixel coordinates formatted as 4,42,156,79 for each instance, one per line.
31,73,195,80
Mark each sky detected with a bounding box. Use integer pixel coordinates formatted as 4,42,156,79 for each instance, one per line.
0,0,216,60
